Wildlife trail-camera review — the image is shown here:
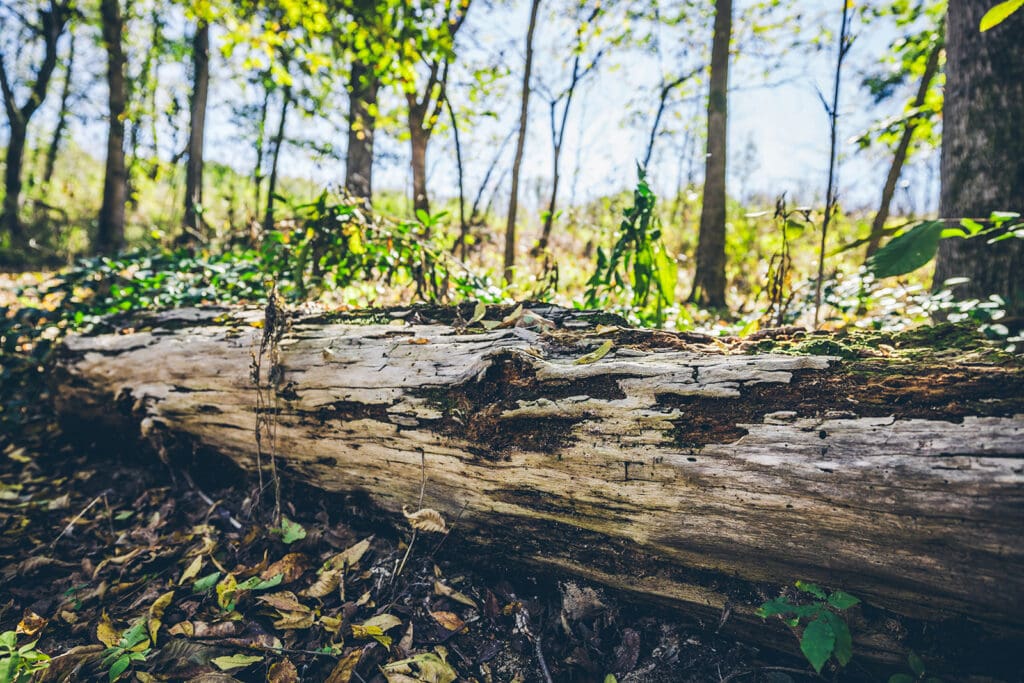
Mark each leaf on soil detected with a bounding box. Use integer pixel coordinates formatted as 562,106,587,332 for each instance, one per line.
382,648,458,683
575,340,613,365
147,590,174,644
468,301,487,324
211,653,264,671
433,581,477,609
402,506,447,533
193,571,221,593
216,573,239,611
430,611,465,632
276,516,307,544
301,567,343,599
268,658,299,683
324,649,363,683
179,556,204,585
16,610,47,638
326,537,372,570
262,553,309,583
96,612,121,648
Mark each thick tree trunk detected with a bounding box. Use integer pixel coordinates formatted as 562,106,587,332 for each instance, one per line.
690,0,731,309
182,21,210,242
97,0,127,254
54,306,1024,675
408,101,430,217
345,61,378,206
933,1,1024,315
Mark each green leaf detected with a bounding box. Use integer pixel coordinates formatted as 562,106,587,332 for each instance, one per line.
119,620,149,649
795,580,827,599
908,651,926,677
867,220,945,278
109,654,131,681
604,676,618,683
757,597,796,618
827,590,860,610
980,0,1024,31
192,571,221,593
800,617,836,674
211,653,263,670
236,573,283,591
277,516,307,544
822,611,853,666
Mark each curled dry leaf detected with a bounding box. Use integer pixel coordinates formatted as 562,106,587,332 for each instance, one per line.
324,648,363,683
179,555,204,585
430,610,465,632
574,339,614,365
326,537,372,571
147,590,174,645
262,553,309,584
16,610,47,638
301,567,343,599
402,506,447,533
268,658,299,683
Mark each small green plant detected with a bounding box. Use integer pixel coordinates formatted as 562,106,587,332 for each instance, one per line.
0,631,51,683
584,166,676,326
100,620,150,682
757,580,860,674
889,651,944,683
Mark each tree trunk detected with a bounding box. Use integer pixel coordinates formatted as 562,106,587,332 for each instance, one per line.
0,0,70,244
182,20,210,242
54,306,1024,677
444,95,468,261
504,0,542,284
253,82,271,220
933,0,1024,315
864,36,943,259
42,31,75,189
690,0,731,309
345,60,378,206
97,0,127,254
263,87,291,234
408,99,431,217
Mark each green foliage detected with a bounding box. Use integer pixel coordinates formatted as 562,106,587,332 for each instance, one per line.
980,0,1024,31
0,631,51,683
867,212,1023,278
889,651,944,682
757,581,860,674
584,167,676,326
100,620,150,682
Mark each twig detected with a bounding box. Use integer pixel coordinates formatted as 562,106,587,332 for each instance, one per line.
515,606,553,683
50,493,105,548
182,470,243,530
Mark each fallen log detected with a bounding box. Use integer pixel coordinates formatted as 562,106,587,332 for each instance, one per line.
54,305,1024,676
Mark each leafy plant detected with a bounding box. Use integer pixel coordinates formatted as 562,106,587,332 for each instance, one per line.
757,581,860,674
889,651,944,683
0,631,51,683
584,166,677,326
100,620,150,682
867,211,1023,278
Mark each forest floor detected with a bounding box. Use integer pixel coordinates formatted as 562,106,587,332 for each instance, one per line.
0,272,836,683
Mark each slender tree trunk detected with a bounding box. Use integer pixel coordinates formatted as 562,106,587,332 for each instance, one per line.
690,0,731,309
0,0,70,243
865,36,943,259
253,83,271,219
408,100,431,217
263,87,291,234
444,96,468,261
182,20,210,242
504,0,542,284
97,0,127,254
345,60,378,206
42,31,75,189
933,1,1024,316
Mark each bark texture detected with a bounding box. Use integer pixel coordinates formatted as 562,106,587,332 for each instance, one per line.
55,306,1024,674
690,0,731,308
345,61,378,206
182,21,210,241
97,0,127,254
933,0,1024,314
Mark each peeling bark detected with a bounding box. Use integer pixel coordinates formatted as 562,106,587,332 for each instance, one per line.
54,307,1024,674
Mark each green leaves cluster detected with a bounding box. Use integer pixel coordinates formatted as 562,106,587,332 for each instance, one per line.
889,651,944,683
0,631,50,683
756,581,860,674
100,620,149,682
867,211,1023,278
584,167,677,326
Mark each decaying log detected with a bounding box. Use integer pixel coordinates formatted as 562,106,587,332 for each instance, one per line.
54,305,1024,675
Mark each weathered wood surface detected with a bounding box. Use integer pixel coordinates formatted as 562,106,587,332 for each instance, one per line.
54,306,1024,670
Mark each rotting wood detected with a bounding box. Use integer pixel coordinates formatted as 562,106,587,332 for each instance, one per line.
53,305,1024,675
